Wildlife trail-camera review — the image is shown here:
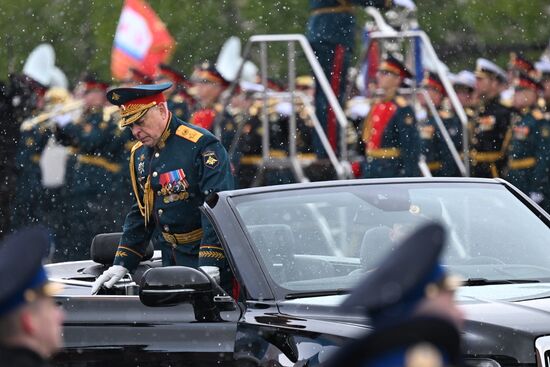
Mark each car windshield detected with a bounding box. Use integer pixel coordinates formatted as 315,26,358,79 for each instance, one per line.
231,182,550,293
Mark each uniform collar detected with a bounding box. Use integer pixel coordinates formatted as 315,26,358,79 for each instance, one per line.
155,112,174,150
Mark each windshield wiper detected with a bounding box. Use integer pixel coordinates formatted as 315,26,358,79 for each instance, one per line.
463,278,540,286
285,289,349,300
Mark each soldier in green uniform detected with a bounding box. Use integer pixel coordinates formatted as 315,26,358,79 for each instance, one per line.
157,63,194,121
54,76,123,261
92,82,235,294
470,58,514,178
419,72,463,176
306,0,398,158
361,56,420,178
504,73,550,202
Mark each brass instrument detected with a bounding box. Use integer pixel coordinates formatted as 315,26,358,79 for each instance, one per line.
20,99,84,131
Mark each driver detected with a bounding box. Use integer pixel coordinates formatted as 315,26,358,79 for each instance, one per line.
91,82,234,294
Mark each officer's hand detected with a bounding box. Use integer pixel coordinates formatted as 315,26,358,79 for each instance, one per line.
529,192,544,204
91,265,129,295
199,266,220,283
53,113,73,128
393,0,416,10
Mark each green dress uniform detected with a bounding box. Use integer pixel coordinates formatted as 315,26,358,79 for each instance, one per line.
10,123,49,229
55,107,124,260
505,109,549,196
419,110,463,177
114,115,235,288
362,96,420,178
306,0,392,158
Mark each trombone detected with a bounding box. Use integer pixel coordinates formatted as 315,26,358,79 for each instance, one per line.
20,99,84,131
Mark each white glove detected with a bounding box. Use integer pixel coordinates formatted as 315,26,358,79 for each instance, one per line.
91,265,129,295
199,266,220,283
393,0,416,10
53,113,73,128
529,192,545,204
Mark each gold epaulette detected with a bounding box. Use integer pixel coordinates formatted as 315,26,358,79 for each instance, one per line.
176,125,203,143
532,109,544,120
395,96,408,108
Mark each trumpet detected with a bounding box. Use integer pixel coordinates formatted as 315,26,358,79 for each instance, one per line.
20,99,84,131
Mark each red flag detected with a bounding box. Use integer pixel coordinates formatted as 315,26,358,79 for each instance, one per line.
111,0,175,81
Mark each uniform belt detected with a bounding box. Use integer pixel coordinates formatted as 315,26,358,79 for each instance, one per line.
310,5,353,15
366,148,401,159
162,228,203,246
77,155,121,173
469,151,503,163
508,157,536,170
427,161,443,171
240,151,317,165
31,154,41,164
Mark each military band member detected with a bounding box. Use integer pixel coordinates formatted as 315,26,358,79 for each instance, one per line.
306,0,402,158
361,56,420,178
451,70,477,113
419,72,463,177
92,82,234,295
504,74,548,200
470,58,514,178
54,75,123,261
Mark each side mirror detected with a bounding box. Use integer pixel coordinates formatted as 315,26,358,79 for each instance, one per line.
139,266,233,321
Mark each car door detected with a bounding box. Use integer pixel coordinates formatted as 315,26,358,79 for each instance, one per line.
52,288,241,366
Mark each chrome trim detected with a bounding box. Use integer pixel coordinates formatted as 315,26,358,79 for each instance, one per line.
535,335,550,366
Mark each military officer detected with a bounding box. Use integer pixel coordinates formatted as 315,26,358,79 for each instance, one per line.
54,75,123,261
504,74,550,201
0,226,65,366
361,56,420,178
451,70,477,112
419,72,463,176
322,223,464,367
157,63,194,121
92,82,234,294
188,61,238,153
470,58,514,178
306,0,411,158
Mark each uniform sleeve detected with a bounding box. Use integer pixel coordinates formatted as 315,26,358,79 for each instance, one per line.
397,106,421,177
196,138,235,268
112,151,155,272
59,120,109,153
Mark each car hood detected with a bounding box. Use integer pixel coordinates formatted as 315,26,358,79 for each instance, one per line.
278,283,550,364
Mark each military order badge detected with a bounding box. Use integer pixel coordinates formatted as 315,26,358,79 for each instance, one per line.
159,168,190,203
203,151,219,169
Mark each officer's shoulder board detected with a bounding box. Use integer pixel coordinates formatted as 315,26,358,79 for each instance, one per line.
395,96,409,108
176,125,204,143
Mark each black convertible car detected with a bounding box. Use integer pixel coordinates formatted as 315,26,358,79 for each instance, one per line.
48,178,550,366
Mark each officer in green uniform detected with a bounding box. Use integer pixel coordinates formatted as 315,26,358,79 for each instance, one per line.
157,63,193,121
361,56,420,178
54,76,123,261
322,223,464,367
470,58,514,178
419,72,463,176
92,82,234,294
306,0,397,158
504,73,549,200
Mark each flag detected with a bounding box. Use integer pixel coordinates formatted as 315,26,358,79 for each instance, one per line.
111,0,175,81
